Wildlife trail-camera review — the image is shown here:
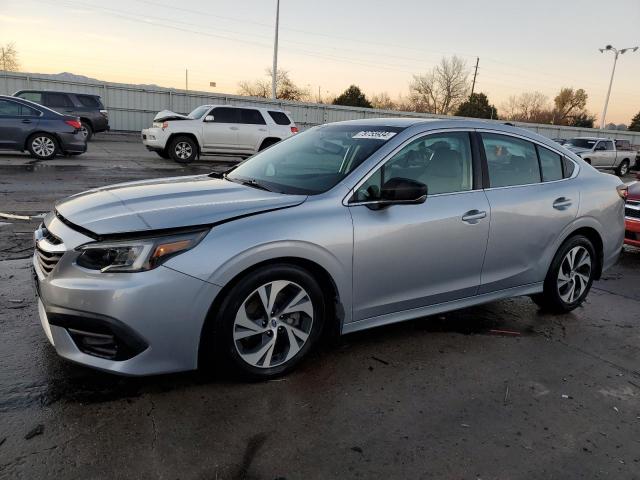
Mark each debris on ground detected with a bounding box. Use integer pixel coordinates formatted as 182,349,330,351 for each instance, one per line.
24,424,44,440
371,356,389,366
350,446,363,453
489,329,521,336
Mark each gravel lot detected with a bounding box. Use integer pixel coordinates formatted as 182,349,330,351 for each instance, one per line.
1,134,639,479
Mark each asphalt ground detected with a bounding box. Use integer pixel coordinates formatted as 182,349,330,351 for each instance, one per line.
0,134,639,479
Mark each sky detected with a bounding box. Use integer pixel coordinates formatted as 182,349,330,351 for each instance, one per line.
1,0,639,124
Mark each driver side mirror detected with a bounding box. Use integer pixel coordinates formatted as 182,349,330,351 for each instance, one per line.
366,177,427,210
204,115,214,122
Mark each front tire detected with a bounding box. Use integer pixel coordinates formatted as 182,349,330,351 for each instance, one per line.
616,159,630,177
27,133,58,160
209,264,326,379
532,235,596,313
168,136,198,164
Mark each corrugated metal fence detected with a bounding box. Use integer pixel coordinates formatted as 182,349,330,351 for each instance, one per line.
3,71,640,143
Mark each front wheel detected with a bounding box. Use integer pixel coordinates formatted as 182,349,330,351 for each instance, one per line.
209,264,326,379
168,136,198,163
531,235,596,313
616,160,630,177
27,133,58,160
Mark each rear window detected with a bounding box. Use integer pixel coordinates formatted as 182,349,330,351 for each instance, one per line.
268,111,291,125
241,109,266,125
563,158,575,178
16,91,42,104
77,95,102,108
537,146,563,182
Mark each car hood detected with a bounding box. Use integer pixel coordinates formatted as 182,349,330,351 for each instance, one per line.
55,174,307,236
565,146,591,155
153,110,189,122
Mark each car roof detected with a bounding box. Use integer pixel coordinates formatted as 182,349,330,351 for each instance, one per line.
14,89,101,98
569,136,606,140
201,104,289,112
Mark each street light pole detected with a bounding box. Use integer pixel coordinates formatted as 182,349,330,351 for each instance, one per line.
599,45,638,129
272,0,280,100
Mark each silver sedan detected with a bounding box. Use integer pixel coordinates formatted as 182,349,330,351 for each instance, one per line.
33,119,626,377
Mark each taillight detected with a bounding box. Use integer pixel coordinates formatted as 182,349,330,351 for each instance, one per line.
99,109,108,118
290,126,299,134
65,119,82,130
617,184,629,200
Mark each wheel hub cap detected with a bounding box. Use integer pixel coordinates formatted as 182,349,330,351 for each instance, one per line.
557,246,591,304
233,280,314,369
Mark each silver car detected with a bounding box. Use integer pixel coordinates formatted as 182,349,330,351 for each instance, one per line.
33,119,626,378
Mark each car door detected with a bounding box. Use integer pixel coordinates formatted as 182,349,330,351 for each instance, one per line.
237,109,268,151
202,107,240,151
478,132,579,294
0,99,40,149
349,131,490,322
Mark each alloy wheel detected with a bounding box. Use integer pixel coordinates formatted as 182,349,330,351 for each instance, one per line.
32,136,56,158
233,280,314,369
174,141,193,160
80,125,89,139
557,246,592,303
619,162,629,176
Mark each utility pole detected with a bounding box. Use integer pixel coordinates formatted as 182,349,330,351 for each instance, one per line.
185,69,189,92
271,0,280,100
470,57,479,97
598,45,638,129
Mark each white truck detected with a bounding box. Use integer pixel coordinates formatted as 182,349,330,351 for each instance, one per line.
564,137,637,176
141,105,298,163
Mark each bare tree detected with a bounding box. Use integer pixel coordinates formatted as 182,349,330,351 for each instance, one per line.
0,43,20,72
238,69,310,101
502,91,550,123
370,92,397,110
408,56,470,114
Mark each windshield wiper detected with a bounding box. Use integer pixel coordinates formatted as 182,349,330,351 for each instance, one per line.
225,176,273,192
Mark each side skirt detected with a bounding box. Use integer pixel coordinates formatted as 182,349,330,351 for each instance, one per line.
341,282,543,335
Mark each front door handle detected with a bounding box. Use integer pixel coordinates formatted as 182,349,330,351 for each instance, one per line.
230,126,239,130
462,210,487,223
21,119,32,124
553,197,572,210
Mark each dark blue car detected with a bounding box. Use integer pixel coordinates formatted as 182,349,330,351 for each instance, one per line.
0,95,87,160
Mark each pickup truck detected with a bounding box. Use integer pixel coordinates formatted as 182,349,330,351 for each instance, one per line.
564,137,637,176
141,105,298,163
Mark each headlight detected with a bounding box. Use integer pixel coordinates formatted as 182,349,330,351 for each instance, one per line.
75,229,208,272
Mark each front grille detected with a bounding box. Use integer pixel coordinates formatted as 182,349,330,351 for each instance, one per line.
43,229,62,245
625,205,640,220
36,245,63,276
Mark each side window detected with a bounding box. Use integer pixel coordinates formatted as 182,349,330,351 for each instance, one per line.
352,132,473,202
537,146,563,182
45,93,73,108
17,92,43,104
482,133,540,187
211,107,240,123
268,111,291,125
562,158,575,178
604,141,614,151
77,95,100,108
240,109,266,125
0,99,21,116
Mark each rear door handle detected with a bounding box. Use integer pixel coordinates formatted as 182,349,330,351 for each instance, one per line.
462,210,487,223
21,119,32,124
230,126,239,130
553,197,572,210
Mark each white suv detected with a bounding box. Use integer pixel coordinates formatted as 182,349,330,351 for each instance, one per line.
141,105,298,163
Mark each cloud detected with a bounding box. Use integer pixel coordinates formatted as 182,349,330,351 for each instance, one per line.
0,15,45,24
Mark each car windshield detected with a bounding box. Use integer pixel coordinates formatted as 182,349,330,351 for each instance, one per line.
188,106,210,119
565,139,597,149
225,124,405,194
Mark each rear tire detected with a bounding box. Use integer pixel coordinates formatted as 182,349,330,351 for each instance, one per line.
531,235,596,313
168,136,198,164
206,264,326,379
616,159,630,177
80,122,93,142
27,133,58,160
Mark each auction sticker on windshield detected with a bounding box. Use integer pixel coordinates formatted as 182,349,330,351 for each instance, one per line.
352,131,397,140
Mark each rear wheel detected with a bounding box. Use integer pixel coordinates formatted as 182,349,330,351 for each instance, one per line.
80,121,93,142
208,264,326,379
616,159,630,177
531,235,596,313
27,133,58,160
168,136,198,164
